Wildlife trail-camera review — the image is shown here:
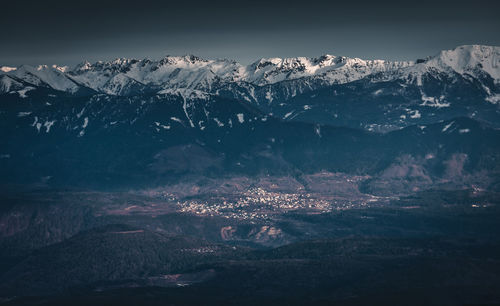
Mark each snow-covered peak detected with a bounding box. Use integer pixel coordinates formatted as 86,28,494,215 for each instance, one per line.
74,61,93,72
245,55,331,84
406,45,500,83
244,54,413,85
3,45,498,97
0,66,17,73
52,65,70,73
179,54,209,64
4,64,81,93
434,45,499,80
155,55,212,68
67,55,244,92
111,58,136,66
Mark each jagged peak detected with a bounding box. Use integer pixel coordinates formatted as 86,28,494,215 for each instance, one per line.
52,65,69,73
74,60,93,72
158,54,210,66
249,54,393,71
4,44,498,96
110,57,137,65
181,54,208,63
313,54,342,64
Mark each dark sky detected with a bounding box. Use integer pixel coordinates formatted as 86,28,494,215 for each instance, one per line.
2,0,500,66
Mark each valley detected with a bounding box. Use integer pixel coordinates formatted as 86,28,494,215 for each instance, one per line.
0,180,499,304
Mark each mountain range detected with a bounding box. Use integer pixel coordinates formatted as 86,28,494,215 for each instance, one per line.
1,45,500,189
1,45,499,132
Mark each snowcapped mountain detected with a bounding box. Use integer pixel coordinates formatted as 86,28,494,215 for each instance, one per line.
406,45,500,81
399,45,500,104
1,45,500,188
4,65,81,93
1,45,498,98
240,55,414,86
244,45,500,131
1,51,414,96
1,45,499,132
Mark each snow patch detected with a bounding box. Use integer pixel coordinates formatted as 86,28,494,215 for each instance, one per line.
82,117,89,128
283,111,294,119
17,112,32,117
485,94,500,104
442,121,454,132
213,118,224,127
315,125,321,137
31,116,42,132
409,110,421,119
76,107,85,118
170,117,184,124
181,95,195,128
44,120,56,133
421,94,450,108
18,87,35,98
237,113,244,123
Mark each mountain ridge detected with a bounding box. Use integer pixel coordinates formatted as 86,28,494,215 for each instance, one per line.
2,45,497,97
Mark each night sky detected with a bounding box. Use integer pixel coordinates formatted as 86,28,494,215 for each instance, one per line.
2,0,500,66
